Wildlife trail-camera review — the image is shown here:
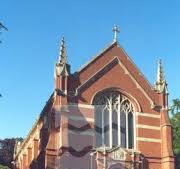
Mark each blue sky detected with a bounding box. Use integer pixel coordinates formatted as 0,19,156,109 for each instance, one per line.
0,0,180,139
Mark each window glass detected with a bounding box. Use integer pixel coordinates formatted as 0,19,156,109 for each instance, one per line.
93,91,134,149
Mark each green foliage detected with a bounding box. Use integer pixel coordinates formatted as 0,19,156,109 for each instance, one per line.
0,23,8,31
169,99,180,115
0,164,10,169
0,138,23,168
170,99,180,154
170,98,180,168
0,22,8,43
171,113,180,154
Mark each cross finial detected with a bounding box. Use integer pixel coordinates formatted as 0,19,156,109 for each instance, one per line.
112,25,119,42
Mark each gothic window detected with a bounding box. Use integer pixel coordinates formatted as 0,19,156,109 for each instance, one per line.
93,91,134,149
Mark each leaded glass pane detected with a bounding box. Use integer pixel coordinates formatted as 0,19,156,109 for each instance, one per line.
112,109,118,147
95,106,102,147
128,112,134,149
104,107,110,147
93,90,134,149
120,111,126,148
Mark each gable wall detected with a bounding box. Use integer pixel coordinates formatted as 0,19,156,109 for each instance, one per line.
77,44,159,105
13,42,174,169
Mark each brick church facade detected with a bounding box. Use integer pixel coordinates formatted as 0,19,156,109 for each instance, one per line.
13,27,175,169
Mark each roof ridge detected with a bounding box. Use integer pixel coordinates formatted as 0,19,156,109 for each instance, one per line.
77,41,117,73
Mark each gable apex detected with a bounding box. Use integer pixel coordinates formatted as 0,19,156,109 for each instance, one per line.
117,46,156,101
77,41,118,73
76,40,158,107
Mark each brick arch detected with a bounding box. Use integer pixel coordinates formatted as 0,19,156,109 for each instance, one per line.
92,87,137,149
91,87,141,112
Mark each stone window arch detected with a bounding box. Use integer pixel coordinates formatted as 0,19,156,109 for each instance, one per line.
93,90,134,149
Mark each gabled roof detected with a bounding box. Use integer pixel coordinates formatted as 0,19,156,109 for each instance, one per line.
77,41,118,73
76,40,157,106
14,93,54,159
117,45,155,101
76,56,119,94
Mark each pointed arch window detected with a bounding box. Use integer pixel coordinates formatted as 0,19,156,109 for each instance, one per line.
93,91,134,149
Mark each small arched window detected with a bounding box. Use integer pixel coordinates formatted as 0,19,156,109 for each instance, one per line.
93,90,134,149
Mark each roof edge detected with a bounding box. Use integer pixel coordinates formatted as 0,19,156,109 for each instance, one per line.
119,45,153,89
14,92,54,159
77,41,118,73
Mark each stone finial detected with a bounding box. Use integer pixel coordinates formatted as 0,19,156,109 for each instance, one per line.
59,37,67,64
55,37,70,77
154,59,168,93
156,59,164,84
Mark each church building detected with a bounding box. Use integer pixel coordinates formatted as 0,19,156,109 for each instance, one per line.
13,26,175,169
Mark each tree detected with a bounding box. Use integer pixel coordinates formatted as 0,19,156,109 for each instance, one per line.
0,21,7,96
170,99,180,115
0,164,10,169
0,23,8,31
171,113,180,154
0,22,8,43
170,99,180,168
0,138,23,169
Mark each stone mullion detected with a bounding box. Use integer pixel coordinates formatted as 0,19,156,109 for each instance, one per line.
109,96,112,148
102,107,105,147
126,112,129,149
118,96,121,146
133,112,136,149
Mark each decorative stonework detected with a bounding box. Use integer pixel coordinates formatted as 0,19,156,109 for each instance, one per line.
93,90,134,149
110,148,126,161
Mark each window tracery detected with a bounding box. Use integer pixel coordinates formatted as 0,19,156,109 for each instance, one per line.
93,91,134,149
